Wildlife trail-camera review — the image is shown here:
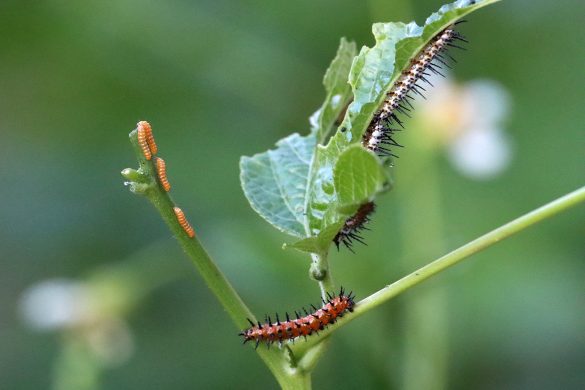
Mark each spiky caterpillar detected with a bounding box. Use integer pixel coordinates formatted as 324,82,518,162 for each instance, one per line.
362,23,467,157
332,25,467,251
333,202,376,251
240,288,355,348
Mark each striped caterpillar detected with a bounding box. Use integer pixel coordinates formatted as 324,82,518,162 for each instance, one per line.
174,206,195,238
362,23,467,157
333,23,467,251
240,287,355,348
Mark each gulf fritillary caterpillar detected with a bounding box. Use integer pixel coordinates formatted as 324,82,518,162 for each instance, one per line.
156,157,171,192
362,22,467,157
333,202,376,251
333,23,467,251
173,206,195,238
240,287,355,348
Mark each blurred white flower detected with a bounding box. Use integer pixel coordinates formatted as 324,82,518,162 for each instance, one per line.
19,278,134,366
20,279,96,330
417,75,512,180
448,125,511,180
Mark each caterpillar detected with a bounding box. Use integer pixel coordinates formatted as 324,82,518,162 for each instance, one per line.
138,120,158,155
240,287,355,348
173,206,195,238
136,123,152,160
333,24,467,251
156,157,171,192
333,202,376,251
362,23,467,157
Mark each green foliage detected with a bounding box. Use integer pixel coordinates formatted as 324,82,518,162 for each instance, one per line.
240,0,501,255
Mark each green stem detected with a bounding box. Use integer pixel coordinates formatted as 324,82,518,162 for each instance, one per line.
397,149,448,390
123,128,305,389
311,252,335,299
290,185,585,355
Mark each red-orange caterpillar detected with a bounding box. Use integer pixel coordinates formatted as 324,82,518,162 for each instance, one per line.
156,157,171,192
138,120,158,155
136,123,152,160
362,23,467,157
240,287,355,348
173,207,195,238
333,202,376,251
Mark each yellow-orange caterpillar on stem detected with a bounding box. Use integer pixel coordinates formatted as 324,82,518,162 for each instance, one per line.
156,157,171,192
173,207,195,238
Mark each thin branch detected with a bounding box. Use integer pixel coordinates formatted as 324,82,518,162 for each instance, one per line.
122,124,297,386
291,186,585,355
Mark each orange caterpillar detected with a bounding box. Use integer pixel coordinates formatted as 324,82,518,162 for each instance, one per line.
156,157,171,192
138,120,158,155
136,123,152,160
136,121,157,160
240,287,355,348
173,207,195,238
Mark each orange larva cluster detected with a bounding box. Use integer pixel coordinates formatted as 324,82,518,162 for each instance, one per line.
173,206,195,238
141,121,158,155
240,287,355,348
137,121,156,160
137,121,172,193
135,120,195,238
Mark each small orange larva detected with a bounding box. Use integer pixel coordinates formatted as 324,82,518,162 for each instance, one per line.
137,124,152,160
173,207,195,238
138,120,158,155
156,157,171,192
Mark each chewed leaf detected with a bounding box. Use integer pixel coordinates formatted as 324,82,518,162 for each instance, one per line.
315,38,358,144
240,133,314,237
240,0,500,254
340,0,501,143
240,39,356,237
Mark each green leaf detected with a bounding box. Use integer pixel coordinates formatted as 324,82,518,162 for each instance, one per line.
334,145,389,207
340,0,502,145
240,39,356,238
314,38,357,144
240,133,315,237
241,0,501,254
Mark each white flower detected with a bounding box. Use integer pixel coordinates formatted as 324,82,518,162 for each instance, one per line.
19,278,135,366
20,279,96,330
417,76,512,180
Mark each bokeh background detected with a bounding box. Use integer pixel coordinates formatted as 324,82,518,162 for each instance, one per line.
1,0,583,389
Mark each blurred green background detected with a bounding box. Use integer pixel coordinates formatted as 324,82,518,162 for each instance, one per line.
1,0,583,389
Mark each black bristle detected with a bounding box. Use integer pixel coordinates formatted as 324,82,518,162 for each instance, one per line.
447,43,466,51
